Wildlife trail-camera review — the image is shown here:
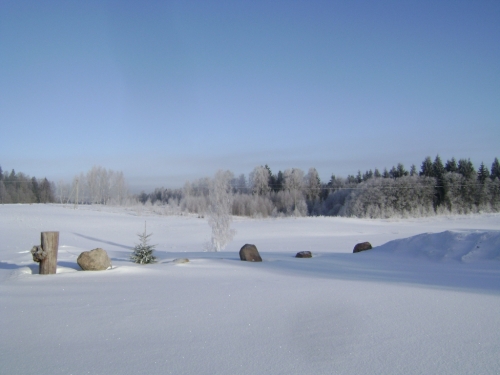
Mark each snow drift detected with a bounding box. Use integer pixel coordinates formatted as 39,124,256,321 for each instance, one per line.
374,230,500,263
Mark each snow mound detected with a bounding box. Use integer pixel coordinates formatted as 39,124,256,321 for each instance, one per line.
374,230,500,263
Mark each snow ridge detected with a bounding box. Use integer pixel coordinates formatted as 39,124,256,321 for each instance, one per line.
374,230,500,262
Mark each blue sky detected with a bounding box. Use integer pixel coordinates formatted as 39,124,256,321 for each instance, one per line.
1,0,499,192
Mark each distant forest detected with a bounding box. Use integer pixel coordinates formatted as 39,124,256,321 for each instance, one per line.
139,156,500,218
0,167,55,204
3,156,500,218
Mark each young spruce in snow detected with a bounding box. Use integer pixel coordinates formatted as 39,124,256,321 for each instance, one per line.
131,221,157,264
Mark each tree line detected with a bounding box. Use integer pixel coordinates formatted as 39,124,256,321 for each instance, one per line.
0,166,55,204
56,165,130,205
4,156,499,218
0,165,130,206
139,156,500,218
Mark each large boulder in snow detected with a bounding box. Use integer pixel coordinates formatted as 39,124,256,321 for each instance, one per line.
239,244,262,262
77,248,112,271
296,251,312,258
353,242,372,253
173,258,189,264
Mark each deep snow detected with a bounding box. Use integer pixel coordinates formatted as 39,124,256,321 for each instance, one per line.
1,204,499,375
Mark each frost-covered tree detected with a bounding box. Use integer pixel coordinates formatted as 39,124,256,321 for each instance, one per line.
0,180,9,204
304,167,321,201
130,222,157,264
231,174,248,194
206,170,236,251
249,166,271,195
283,168,306,216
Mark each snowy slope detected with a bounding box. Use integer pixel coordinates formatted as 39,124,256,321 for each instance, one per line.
1,205,499,375
374,230,500,263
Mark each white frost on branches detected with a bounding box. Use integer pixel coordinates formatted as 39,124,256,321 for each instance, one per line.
206,170,236,252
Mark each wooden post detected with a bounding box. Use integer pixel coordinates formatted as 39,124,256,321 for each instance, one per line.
39,231,59,275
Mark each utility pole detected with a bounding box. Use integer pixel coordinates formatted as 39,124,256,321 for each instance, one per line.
74,178,79,209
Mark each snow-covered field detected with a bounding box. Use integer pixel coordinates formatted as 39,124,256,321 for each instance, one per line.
1,204,499,375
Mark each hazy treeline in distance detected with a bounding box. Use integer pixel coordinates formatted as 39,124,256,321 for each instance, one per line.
2,156,500,219
0,166,55,204
0,165,129,206
140,156,500,218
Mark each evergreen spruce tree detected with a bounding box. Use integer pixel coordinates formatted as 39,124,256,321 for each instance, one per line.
410,165,417,176
433,155,446,207
356,170,363,183
389,166,398,179
275,170,284,192
445,157,458,173
420,157,434,177
491,158,500,180
362,169,373,181
458,159,476,180
131,222,157,264
477,162,490,184
433,155,445,179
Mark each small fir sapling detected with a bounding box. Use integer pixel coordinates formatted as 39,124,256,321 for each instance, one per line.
131,221,157,264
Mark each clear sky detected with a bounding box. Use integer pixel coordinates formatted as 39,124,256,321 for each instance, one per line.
1,0,499,192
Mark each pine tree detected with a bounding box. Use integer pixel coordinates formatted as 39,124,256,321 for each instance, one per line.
458,159,476,180
362,169,373,181
445,157,458,173
477,162,490,184
420,157,434,177
131,222,157,264
491,158,500,180
410,165,417,176
433,155,446,207
433,155,445,179
356,170,362,183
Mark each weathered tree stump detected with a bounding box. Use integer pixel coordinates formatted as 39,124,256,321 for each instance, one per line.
31,232,59,275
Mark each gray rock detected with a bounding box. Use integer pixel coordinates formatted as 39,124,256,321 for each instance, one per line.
173,258,189,264
77,248,112,271
239,244,262,262
296,251,312,258
353,242,372,253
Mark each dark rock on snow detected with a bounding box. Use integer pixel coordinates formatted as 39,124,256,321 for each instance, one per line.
77,248,112,271
296,251,312,258
173,258,189,264
353,242,373,253
239,244,262,262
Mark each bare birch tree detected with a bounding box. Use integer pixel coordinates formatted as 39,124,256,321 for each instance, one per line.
206,170,236,251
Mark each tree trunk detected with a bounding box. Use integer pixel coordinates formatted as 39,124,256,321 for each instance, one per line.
39,231,59,275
